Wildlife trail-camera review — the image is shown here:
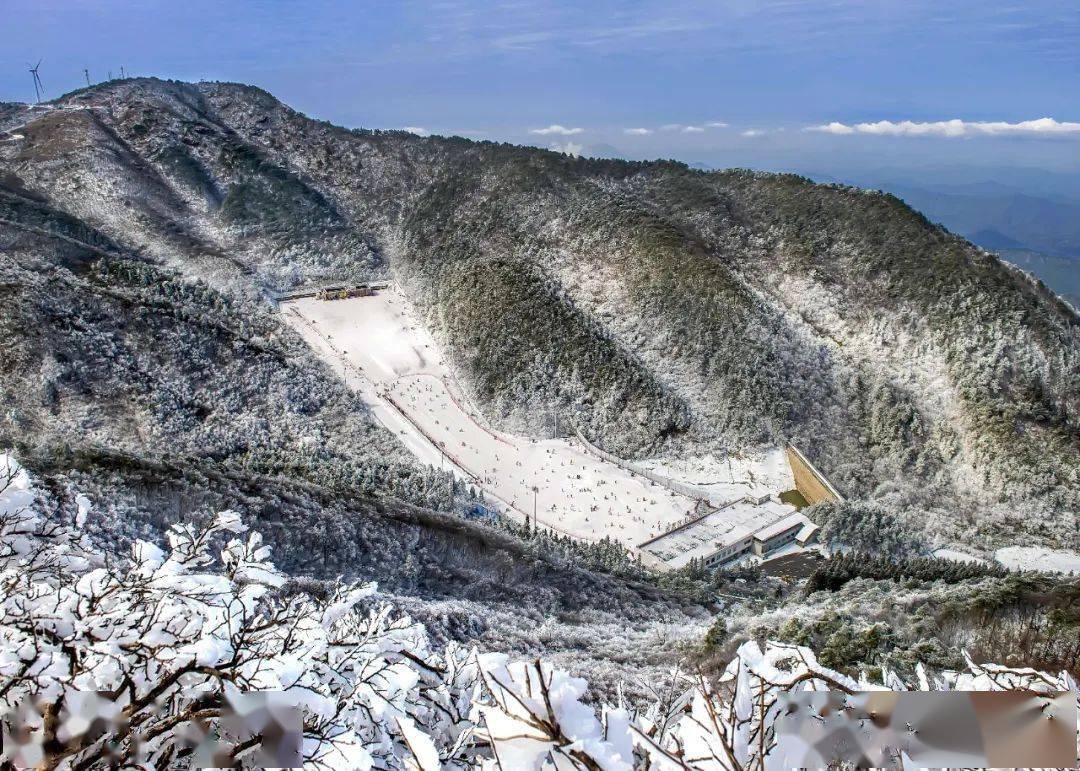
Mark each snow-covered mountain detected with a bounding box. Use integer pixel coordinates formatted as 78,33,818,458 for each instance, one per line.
1,78,1078,689
4,454,1073,769
3,78,1076,550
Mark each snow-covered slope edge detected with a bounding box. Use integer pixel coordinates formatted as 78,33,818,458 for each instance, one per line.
2,454,1075,769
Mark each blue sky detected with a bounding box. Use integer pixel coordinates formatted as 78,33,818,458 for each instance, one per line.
2,0,1078,177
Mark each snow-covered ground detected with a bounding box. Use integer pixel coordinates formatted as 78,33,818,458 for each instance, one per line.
283,288,715,546
994,546,1080,575
934,545,1080,575
636,451,794,508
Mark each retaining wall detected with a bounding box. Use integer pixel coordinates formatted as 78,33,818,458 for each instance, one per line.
785,444,843,504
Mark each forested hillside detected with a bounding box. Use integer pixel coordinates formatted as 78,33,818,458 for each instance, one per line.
0,187,707,689
3,457,1073,769
1,78,1076,558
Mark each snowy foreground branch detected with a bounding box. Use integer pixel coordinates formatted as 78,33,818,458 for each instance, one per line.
0,454,1076,769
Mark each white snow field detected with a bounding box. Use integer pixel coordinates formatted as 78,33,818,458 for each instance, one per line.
994,546,1080,574
636,451,794,508
282,287,790,549
935,545,1080,575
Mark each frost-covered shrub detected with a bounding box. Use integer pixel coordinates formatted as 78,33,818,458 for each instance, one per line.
812,500,927,558
0,454,481,768
2,454,1076,770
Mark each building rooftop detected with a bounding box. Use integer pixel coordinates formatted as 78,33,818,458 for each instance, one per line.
753,511,811,542
795,520,819,544
640,497,801,570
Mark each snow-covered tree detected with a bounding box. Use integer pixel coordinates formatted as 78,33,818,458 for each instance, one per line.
0,453,481,769
1,454,1076,769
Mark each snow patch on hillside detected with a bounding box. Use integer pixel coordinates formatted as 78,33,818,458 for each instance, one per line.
995,546,1080,574
636,450,794,507
282,288,724,546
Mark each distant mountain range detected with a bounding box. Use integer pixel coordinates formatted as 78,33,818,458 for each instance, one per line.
797,169,1080,309
871,184,1080,259
997,249,1080,310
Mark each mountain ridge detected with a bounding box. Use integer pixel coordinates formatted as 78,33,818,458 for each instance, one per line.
1,77,1076,558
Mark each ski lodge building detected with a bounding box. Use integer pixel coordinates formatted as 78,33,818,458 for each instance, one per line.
637,445,840,572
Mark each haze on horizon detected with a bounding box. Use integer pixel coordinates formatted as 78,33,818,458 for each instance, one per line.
2,1,1078,185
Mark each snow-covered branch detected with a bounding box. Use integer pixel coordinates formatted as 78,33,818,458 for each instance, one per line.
1,454,1075,769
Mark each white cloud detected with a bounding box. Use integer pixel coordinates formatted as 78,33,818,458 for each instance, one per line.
548,141,583,157
806,117,1080,137
741,129,765,137
402,126,430,136
806,121,854,135
624,127,652,135
630,123,725,134
531,124,584,135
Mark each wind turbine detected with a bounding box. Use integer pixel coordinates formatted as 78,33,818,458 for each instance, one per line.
28,59,44,103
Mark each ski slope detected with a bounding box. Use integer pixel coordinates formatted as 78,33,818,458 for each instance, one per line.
636,451,794,508
282,287,792,549
283,287,706,545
